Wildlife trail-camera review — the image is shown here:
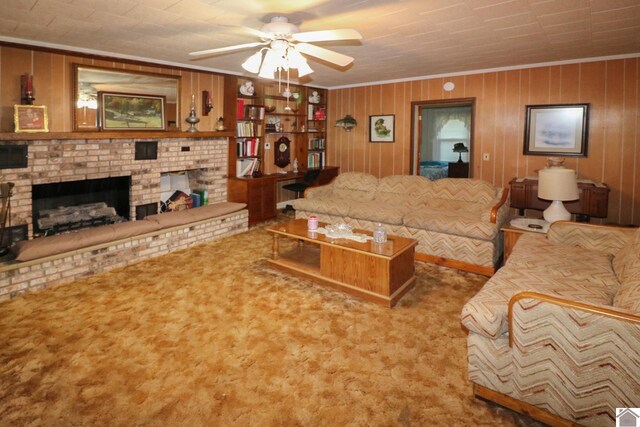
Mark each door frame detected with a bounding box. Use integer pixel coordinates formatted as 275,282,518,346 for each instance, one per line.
410,97,476,176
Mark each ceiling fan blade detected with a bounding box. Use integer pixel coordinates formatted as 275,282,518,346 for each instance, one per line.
292,29,362,43
189,42,267,57
219,24,273,40
294,43,354,67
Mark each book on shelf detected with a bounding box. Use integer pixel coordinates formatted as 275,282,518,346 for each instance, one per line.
309,138,325,150
307,152,325,169
243,105,265,120
236,121,262,137
236,158,259,177
236,138,260,157
236,99,245,119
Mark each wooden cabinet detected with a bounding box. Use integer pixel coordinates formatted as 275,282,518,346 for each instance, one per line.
228,176,277,225
448,162,469,178
509,177,609,221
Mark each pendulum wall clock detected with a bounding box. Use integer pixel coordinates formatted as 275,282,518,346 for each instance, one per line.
274,136,291,169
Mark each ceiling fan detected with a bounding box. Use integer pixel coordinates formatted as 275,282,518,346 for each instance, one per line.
189,16,362,70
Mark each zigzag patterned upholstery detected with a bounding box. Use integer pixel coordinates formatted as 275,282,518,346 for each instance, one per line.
461,222,640,425
292,172,510,273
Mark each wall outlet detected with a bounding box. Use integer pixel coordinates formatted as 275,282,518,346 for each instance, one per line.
265,142,271,150
482,153,490,161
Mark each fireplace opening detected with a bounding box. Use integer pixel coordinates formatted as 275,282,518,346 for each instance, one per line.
32,176,131,236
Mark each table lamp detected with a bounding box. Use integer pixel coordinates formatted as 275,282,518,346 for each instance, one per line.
452,142,468,163
537,168,579,223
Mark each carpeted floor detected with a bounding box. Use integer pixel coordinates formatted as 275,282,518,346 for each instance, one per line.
0,223,537,426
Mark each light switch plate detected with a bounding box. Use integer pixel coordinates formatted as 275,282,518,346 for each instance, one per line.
265,142,271,150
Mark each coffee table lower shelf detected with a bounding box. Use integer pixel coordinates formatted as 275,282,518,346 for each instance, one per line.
267,240,416,307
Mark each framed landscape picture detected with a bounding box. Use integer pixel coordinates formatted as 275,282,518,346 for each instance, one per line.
99,92,166,131
369,114,395,142
524,103,589,157
14,105,49,133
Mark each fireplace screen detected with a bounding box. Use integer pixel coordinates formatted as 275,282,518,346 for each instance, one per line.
32,176,131,236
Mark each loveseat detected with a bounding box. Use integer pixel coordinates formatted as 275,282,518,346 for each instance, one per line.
292,172,510,275
461,221,640,426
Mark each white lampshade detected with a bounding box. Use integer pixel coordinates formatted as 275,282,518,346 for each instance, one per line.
538,167,579,222
288,47,314,77
241,50,264,74
258,49,281,79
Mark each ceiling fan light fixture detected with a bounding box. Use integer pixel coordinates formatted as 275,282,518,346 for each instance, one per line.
258,49,281,79
296,60,313,78
287,47,313,77
241,49,264,74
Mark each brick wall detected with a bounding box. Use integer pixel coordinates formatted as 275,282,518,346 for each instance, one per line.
2,137,228,238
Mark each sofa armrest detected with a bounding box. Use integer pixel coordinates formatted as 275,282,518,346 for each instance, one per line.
488,187,510,224
508,292,640,421
303,183,333,199
547,221,636,256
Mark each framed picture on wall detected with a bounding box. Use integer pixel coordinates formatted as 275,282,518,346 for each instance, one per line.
99,92,166,131
369,114,395,142
523,103,589,157
14,105,49,133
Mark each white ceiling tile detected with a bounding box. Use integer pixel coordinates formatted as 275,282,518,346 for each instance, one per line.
0,0,638,87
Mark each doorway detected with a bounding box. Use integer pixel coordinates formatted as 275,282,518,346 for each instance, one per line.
411,98,475,180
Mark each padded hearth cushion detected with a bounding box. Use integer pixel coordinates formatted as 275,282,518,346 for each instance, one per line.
146,202,247,228
403,207,498,240
12,202,247,262
461,235,619,339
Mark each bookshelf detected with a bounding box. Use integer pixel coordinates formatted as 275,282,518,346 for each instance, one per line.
224,77,331,224
224,76,264,178
305,87,328,170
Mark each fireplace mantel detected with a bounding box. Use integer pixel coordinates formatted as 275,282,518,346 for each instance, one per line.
0,130,234,141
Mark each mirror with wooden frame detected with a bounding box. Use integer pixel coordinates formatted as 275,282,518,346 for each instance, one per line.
73,64,180,131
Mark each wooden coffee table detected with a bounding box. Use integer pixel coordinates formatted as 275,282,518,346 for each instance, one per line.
266,219,417,307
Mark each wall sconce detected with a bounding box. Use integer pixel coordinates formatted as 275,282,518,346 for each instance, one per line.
202,90,213,116
20,73,35,105
336,114,357,132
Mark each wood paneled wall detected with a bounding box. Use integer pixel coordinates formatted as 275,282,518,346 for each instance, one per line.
0,45,226,133
327,59,640,226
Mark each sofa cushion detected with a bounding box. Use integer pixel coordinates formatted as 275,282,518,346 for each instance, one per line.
375,175,432,208
425,178,497,205
348,202,405,225
613,228,640,314
613,227,640,283
331,172,378,202
461,234,619,338
403,208,498,240
292,198,352,216
508,233,619,289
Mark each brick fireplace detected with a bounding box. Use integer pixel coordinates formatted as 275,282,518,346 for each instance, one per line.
1,136,229,240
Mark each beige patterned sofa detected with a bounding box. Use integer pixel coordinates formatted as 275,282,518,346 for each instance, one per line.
292,172,510,275
461,222,640,426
